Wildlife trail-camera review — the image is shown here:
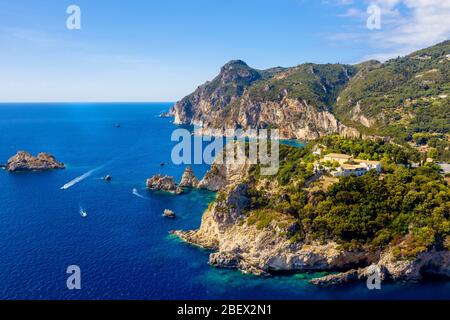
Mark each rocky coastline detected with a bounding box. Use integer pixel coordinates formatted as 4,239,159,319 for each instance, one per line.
146,174,183,194
147,166,201,194
172,144,450,286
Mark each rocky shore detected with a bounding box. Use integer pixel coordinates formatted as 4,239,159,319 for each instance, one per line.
4,151,65,172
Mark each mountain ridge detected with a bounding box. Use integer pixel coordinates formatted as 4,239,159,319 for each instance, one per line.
171,41,449,148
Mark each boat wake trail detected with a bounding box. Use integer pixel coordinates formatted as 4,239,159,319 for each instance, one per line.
132,188,148,199
60,168,98,190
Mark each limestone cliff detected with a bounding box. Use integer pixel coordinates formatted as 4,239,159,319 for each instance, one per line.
172,60,360,140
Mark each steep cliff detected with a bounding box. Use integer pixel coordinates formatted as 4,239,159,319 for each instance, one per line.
172,60,360,140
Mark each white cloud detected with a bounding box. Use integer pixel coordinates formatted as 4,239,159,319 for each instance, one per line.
368,0,450,59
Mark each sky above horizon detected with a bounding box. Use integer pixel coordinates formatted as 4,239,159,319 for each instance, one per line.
0,0,449,102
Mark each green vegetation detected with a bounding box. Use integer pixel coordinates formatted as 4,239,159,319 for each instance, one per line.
316,135,421,164
247,63,357,110
333,41,450,161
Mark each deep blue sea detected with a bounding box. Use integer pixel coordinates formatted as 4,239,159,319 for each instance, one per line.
0,103,448,300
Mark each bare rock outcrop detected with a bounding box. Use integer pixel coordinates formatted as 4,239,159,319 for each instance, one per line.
310,269,359,286
5,151,65,172
375,247,450,281
197,145,251,191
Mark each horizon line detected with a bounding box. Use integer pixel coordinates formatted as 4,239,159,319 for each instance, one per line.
0,101,176,104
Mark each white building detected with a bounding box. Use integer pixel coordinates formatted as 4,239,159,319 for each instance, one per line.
438,162,450,175
323,153,352,165
322,153,382,177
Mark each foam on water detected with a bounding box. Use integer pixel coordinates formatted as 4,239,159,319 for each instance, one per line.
60,168,99,190
132,188,148,199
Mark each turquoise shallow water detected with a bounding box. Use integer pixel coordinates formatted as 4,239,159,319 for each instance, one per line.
0,103,448,300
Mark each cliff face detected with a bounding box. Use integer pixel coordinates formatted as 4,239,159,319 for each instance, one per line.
172,60,360,140
174,145,450,282
5,151,65,172
173,60,262,127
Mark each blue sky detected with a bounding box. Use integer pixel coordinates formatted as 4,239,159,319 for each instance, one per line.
0,0,449,102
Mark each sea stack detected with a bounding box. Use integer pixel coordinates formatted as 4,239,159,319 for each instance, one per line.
163,209,176,218
5,151,65,172
179,166,199,188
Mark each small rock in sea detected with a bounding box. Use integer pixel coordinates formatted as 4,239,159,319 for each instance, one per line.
104,175,112,181
159,111,173,118
146,174,182,194
163,209,176,218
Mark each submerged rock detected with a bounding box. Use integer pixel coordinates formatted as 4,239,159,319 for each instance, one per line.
5,151,65,172
179,166,199,188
